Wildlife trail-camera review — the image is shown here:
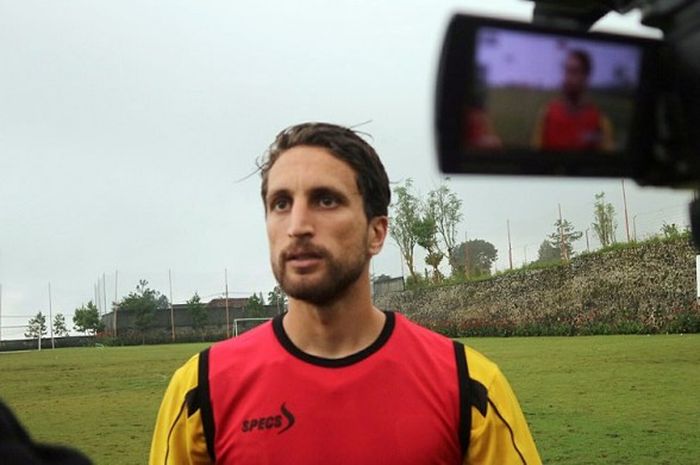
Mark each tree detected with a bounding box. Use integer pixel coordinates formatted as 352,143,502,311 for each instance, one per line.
661,222,685,240
53,313,69,337
267,286,287,314
426,180,463,273
592,192,617,246
547,218,583,260
390,179,421,280
186,293,208,340
244,293,266,318
117,280,163,344
536,240,561,263
452,239,498,276
156,294,170,311
25,312,47,349
73,301,104,335
414,210,444,282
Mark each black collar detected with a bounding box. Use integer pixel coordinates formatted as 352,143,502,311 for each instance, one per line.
272,311,395,368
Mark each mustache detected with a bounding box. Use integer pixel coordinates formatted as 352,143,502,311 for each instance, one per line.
281,242,329,261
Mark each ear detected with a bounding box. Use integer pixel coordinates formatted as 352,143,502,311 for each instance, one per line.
367,216,388,256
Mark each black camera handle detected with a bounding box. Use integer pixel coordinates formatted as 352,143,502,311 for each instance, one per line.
531,0,700,249
530,0,696,31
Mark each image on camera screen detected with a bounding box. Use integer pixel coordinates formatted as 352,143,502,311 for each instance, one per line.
463,26,642,154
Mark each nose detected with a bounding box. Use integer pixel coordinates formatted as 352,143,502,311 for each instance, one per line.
287,201,314,238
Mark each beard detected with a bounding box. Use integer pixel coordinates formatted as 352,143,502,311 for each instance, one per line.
272,238,368,306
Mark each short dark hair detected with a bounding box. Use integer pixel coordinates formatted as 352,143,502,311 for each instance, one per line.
260,122,391,220
569,49,592,76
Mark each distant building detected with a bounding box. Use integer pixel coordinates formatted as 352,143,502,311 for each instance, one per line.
101,297,282,343
372,276,405,299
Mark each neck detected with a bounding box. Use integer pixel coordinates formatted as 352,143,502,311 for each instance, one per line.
282,267,386,359
564,92,584,108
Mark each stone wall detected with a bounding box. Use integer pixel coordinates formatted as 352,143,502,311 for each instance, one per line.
376,238,700,336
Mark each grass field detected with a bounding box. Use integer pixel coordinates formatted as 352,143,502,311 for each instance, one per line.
1,335,698,465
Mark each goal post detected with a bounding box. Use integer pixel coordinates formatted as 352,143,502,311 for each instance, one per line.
233,317,273,337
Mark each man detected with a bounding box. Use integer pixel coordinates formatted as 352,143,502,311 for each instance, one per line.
532,49,614,151
149,122,541,465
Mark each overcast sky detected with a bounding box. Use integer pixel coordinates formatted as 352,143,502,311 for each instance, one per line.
0,0,690,339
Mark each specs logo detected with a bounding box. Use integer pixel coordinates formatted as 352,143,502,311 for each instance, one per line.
241,403,295,434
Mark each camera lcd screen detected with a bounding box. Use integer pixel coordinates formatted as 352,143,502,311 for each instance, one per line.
466,27,642,154
436,14,660,178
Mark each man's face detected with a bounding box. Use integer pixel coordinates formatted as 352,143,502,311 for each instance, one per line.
562,54,588,98
264,145,384,305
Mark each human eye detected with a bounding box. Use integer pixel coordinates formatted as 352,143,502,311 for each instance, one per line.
269,196,291,212
316,193,340,209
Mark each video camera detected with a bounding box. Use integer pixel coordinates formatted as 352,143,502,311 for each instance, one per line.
435,0,700,242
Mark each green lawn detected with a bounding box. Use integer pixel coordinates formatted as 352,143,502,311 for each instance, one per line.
463,335,700,465
1,335,698,465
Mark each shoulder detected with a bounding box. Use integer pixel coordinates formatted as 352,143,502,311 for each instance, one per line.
458,343,543,464
393,312,456,349
168,351,202,392
462,344,501,389
207,319,278,378
162,350,210,415
582,100,603,117
150,350,214,465
543,98,565,115
393,314,486,376
392,314,501,379
210,319,275,356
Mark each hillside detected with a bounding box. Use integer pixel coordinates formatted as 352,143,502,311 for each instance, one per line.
375,237,700,336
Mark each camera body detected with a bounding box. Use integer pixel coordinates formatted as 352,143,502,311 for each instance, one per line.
435,0,700,188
